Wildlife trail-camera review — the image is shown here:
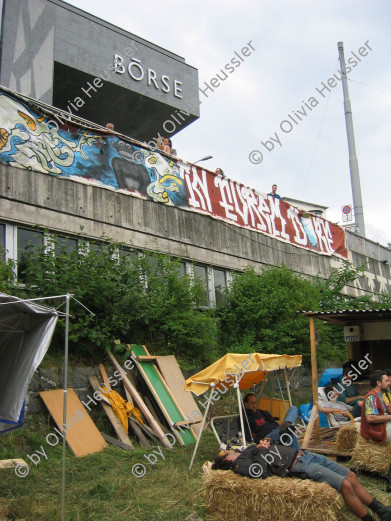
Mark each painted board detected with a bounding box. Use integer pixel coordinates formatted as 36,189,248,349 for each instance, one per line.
156,355,203,437
132,345,196,446
39,389,107,457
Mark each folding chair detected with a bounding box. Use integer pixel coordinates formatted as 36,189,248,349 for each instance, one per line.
210,414,242,450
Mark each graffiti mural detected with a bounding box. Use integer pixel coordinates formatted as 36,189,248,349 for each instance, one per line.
0,90,186,207
0,89,347,258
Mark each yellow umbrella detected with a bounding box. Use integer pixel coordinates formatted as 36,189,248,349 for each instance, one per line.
186,352,302,470
185,352,302,395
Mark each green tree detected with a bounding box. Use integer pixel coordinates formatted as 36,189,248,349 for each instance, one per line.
0,251,17,294
216,265,320,361
0,236,217,368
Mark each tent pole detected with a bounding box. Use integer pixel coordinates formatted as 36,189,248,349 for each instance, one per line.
309,315,320,445
189,384,215,471
283,368,292,407
61,294,70,521
236,380,246,449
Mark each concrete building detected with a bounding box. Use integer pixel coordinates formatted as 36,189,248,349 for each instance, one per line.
0,0,199,140
0,1,390,307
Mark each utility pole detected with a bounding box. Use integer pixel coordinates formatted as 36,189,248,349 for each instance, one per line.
337,41,365,236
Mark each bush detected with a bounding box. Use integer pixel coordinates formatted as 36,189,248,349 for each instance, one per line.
0,236,217,368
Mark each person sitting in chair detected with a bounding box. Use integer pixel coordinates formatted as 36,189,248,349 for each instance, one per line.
212,439,391,521
320,384,359,424
243,393,299,449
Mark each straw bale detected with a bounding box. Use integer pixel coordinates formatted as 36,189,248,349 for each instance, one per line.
350,435,391,477
335,423,359,453
204,470,343,521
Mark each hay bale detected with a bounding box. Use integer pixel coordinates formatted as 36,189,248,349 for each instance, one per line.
335,423,359,453
203,470,343,521
350,435,391,477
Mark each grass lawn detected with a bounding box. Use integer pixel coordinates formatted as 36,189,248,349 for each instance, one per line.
0,415,213,521
1,411,390,520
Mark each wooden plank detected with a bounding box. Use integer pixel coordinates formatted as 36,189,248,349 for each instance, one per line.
39,389,107,457
121,369,152,448
129,416,160,445
100,432,133,451
98,364,110,387
156,355,203,437
131,345,196,446
153,363,198,440
305,447,352,457
99,364,152,449
107,350,172,448
0,458,27,469
135,355,158,361
301,404,318,450
88,376,134,449
309,316,320,444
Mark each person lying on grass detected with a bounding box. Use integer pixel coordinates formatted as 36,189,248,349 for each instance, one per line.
212,439,391,521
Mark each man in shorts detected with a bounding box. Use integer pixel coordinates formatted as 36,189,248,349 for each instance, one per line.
212,439,391,521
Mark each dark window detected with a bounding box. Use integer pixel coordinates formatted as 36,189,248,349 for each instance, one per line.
54,235,77,255
176,261,186,277
213,268,227,306
194,264,209,306
17,228,44,278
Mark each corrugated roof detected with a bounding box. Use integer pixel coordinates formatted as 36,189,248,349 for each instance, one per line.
303,309,391,325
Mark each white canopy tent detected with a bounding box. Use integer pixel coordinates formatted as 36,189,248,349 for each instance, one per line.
0,293,58,433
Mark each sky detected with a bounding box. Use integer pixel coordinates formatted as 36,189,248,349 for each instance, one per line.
66,0,391,246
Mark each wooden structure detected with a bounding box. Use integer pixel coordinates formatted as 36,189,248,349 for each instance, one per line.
131,345,198,446
107,350,173,448
302,308,391,453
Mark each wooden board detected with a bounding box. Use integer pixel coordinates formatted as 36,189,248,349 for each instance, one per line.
107,351,172,448
122,381,151,448
99,363,151,448
89,376,134,449
39,389,107,457
0,459,27,469
156,355,203,437
257,397,288,425
131,345,196,446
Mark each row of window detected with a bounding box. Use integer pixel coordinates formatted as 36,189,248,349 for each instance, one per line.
0,223,231,308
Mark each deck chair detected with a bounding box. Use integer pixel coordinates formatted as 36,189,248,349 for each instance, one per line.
210,414,242,450
318,387,356,428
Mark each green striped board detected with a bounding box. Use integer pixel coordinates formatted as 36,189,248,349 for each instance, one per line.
131,345,196,446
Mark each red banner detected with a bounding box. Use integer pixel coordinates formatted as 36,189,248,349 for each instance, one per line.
179,163,348,259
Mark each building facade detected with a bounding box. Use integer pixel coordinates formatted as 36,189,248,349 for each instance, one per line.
0,1,390,305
